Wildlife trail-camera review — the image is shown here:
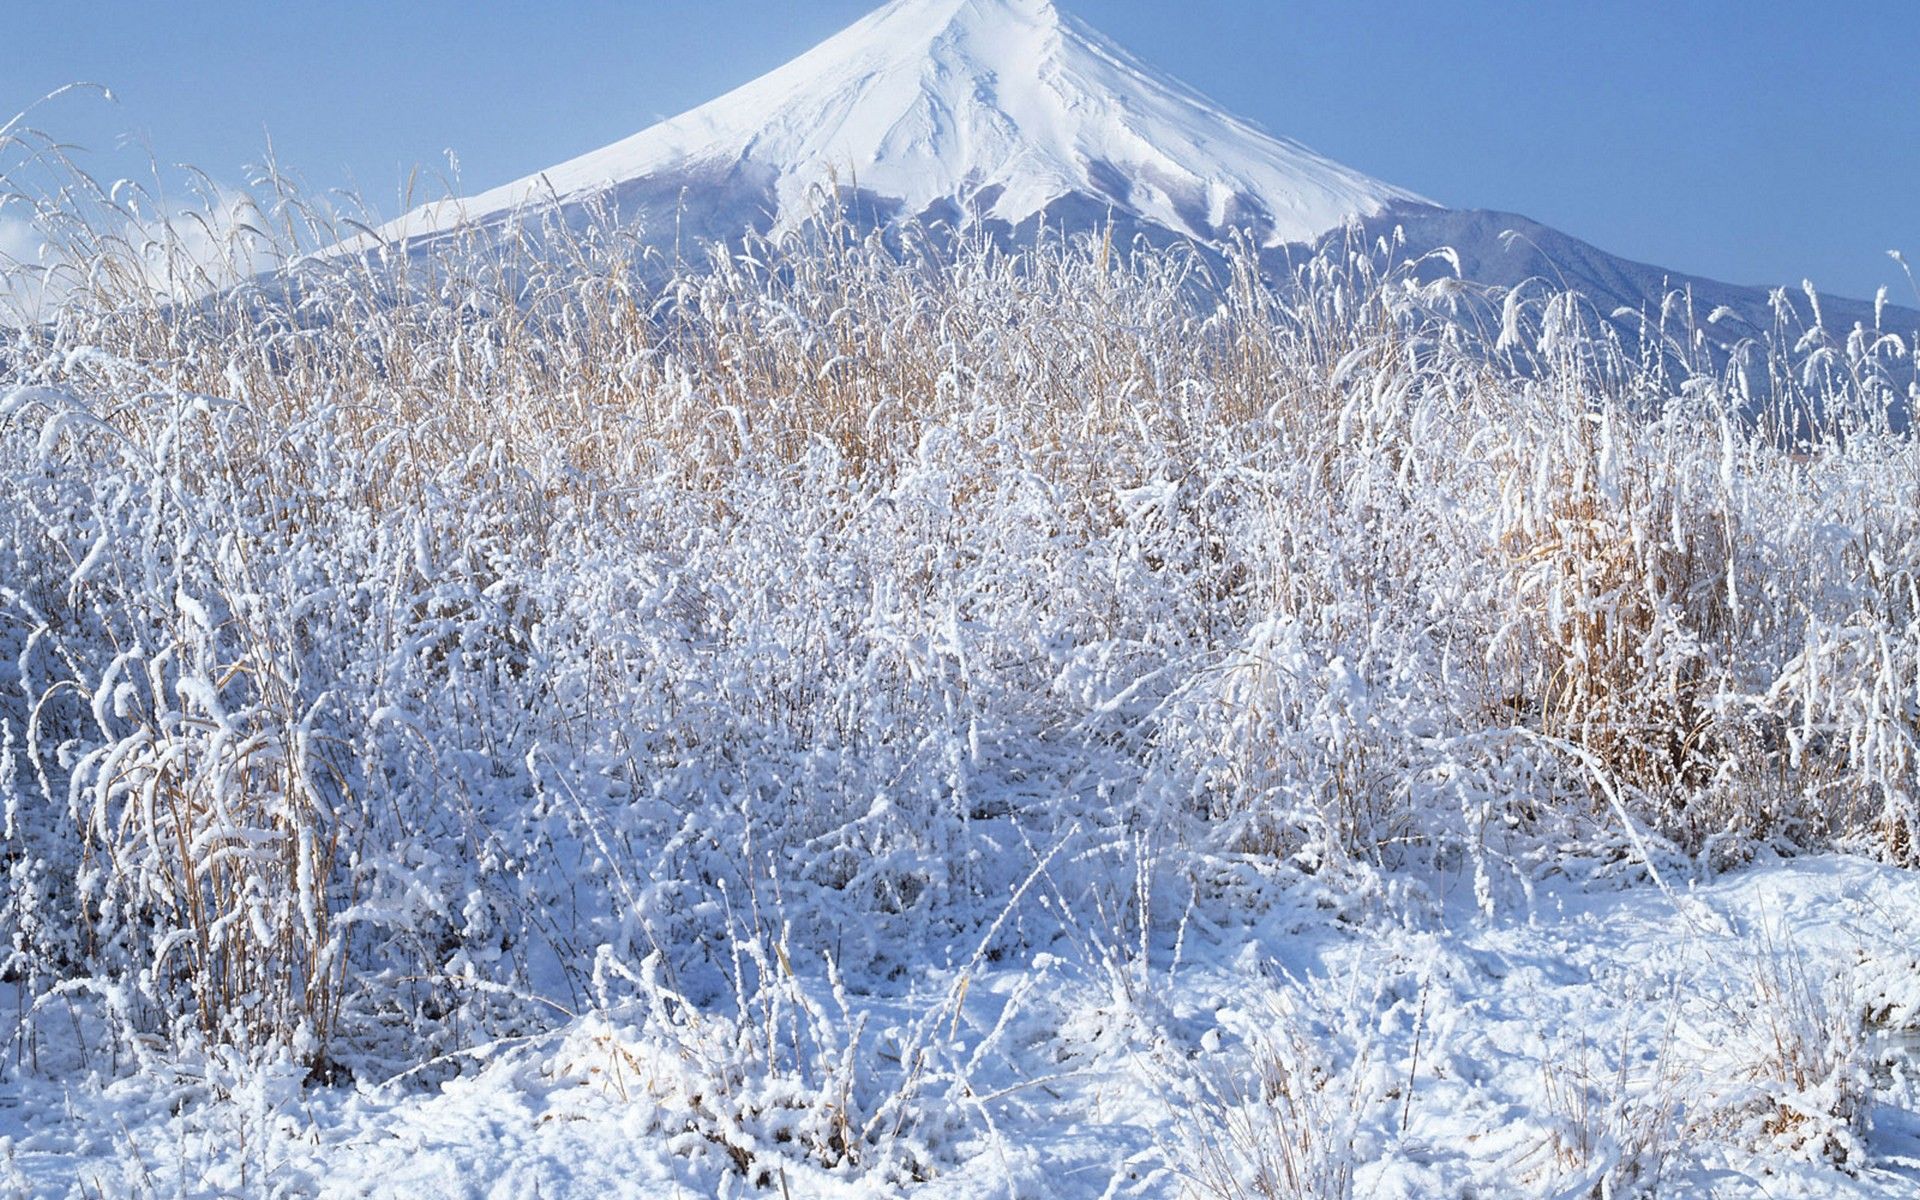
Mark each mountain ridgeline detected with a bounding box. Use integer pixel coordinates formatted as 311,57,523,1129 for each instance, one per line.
370,0,1914,418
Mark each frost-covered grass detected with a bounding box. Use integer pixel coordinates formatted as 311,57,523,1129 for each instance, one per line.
0,145,1917,1195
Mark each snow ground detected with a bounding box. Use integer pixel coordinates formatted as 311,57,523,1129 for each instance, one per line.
7,854,1920,1199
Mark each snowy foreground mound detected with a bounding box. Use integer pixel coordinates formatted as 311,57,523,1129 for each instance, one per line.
7,858,1920,1198
0,196,1916,1198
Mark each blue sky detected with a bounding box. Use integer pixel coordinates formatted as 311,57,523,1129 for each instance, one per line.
5,0,1915,300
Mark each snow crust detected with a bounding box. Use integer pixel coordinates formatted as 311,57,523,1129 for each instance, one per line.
385,0,1424,247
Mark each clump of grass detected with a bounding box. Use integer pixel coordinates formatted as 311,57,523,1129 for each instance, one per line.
1533,1026,1687,1196
1704,927,1874,1169
1163,988,1384,1200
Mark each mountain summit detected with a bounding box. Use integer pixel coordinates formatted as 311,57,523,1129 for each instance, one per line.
389,0,1422,249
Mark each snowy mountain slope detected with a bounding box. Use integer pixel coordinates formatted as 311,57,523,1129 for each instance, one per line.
366,0,1916,375
1328,201,1920,367
376,0,1425,251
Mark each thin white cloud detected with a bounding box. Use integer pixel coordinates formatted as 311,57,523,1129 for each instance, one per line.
0,183,287,325
0,206,49,325
121,185,283,301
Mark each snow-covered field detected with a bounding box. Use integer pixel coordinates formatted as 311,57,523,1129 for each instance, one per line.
7,857,1920,1198
1,121,1917,1195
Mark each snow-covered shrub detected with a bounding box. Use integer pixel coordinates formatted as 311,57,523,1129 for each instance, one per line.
1763,498,1920,862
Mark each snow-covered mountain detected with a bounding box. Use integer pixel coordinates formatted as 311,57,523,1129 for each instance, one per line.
1325,204,1918,374
381,0,1423,252
378,0,1915,357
